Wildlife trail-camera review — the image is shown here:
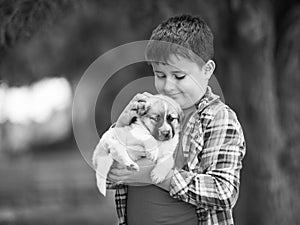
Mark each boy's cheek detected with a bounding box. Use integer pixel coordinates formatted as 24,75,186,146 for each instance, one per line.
154,82,163,94
154,78,167,92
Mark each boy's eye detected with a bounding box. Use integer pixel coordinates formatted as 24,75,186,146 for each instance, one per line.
155,73,166,79
172,71,186,80
175,75,185,80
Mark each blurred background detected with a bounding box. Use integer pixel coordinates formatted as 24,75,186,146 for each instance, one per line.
0,0,300,224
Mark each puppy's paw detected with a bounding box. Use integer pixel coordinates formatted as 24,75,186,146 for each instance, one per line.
150,167,168,184
126,162,139,172
132,101,150,116
146,149,159,162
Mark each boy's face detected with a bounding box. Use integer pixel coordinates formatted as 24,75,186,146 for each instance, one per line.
152,54,213,109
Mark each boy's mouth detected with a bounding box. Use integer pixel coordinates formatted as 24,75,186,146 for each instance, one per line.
166,92,181,98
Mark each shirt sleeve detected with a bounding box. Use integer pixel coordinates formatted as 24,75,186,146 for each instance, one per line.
169,107,246,210
106,179,118,189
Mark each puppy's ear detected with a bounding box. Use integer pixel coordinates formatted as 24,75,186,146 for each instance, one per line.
172,102,184,124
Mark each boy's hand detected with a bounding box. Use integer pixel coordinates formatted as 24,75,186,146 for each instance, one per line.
108,158,155,185
115,92,153,127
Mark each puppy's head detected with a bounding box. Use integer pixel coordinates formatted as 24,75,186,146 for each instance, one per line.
139,95,183,141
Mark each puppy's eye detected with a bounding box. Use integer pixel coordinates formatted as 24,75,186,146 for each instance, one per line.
167,114,178,122
150,115,160,122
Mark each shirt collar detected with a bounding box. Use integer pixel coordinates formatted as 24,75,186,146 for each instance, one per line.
195,86,220,112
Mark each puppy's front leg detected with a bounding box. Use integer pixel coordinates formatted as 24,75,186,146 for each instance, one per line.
108,138,139,171
143,137,159,162
130,127,159,162
151,154,174,184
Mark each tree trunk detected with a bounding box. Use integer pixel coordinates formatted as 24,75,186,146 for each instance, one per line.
220,1,296,224
276,5,300,223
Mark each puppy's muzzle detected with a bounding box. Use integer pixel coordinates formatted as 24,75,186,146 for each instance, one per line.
159,129,172,141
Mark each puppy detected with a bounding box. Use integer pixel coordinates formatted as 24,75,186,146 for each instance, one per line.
92,94,183,196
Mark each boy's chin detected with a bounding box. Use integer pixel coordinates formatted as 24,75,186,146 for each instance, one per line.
180,101,198,109
165,94,181,103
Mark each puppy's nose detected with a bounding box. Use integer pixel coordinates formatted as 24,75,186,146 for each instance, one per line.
161,130,170,138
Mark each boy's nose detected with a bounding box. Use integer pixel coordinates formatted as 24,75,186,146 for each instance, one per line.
163,78,176,92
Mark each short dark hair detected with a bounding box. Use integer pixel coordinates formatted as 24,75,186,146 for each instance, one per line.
145,14,214,65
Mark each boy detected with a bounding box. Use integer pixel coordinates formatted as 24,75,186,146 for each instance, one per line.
106,14,246,225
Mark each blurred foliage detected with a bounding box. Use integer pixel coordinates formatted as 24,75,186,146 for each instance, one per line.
0,0,77,54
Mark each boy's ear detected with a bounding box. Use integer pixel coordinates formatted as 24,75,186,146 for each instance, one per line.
203,60,215,78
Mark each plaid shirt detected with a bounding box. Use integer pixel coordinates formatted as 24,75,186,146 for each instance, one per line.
106,87,246,225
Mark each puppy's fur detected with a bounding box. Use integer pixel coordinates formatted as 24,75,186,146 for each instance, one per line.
92,95,183,196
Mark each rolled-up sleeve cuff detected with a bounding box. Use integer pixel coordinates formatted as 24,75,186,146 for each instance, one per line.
169,168,194,198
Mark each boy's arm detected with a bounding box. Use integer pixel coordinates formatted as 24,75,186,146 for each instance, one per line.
165,108,246,210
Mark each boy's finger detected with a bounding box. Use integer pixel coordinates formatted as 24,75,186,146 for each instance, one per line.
108,173,128,182
111,161,126,169
136,158,155,167
107,174,120,182
110,168,132,176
